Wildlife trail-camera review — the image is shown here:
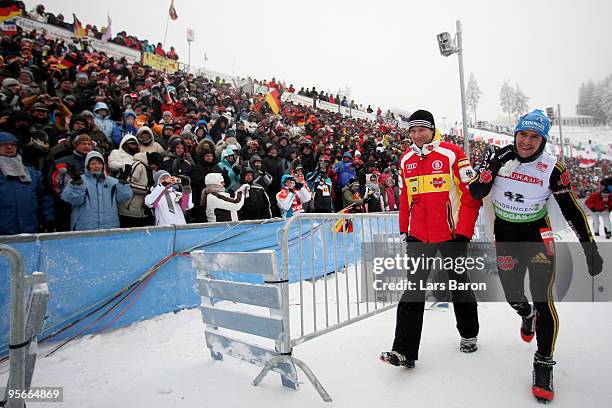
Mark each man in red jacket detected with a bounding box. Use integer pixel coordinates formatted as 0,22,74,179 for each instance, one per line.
380,110,481,368
585,181,611,239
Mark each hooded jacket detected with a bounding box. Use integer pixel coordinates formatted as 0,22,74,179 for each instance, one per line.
201,172,246,222
0,150,54,235
118,152,152,219
61,151,133,231
111,110,138,146
108,134,138,174
231,167,272,220
144,170,193,226
93,102,115,143
276,174,311,218
216,147,241,191
135,126,165,154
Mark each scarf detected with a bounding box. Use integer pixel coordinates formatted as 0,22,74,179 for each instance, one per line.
201,184,225,211
0,155,32,182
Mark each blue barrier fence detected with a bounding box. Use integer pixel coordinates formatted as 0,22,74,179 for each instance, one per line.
0,216,384,357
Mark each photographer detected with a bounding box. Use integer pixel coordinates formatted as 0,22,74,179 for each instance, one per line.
276,174,311,218
145,170,193,226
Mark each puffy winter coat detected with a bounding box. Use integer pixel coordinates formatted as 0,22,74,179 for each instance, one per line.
108,134,138,174
0,163,54,235
118,156,151,219
61,154,133,231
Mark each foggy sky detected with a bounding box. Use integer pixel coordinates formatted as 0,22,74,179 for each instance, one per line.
38,0,612,124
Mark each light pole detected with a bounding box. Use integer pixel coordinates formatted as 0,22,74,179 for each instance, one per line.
437,20,470,158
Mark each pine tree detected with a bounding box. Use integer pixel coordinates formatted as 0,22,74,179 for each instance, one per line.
499,80,514,123
466,73,482,124
512,85,529,118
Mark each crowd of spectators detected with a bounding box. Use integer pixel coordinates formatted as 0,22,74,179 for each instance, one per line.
0,12,609,235
16,2,180,60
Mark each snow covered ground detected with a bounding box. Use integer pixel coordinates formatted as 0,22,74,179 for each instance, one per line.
1,303,610,408
1,217,610,408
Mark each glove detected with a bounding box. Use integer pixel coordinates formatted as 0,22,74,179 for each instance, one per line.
583,243,604,277
400,232,409,243
492,145,516,167
589,208,597,213
67,164,82,184
232,165,241,175
178,175,191,186
294,182,303,190
117,164,132,184
453,234,471,242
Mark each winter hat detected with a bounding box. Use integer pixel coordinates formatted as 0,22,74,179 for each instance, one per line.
0,131,18,144
342,151,353,159
514,109,551,140
2,78,20,89
76,72,88,81
70,114,87,129
85,150,105,169
407,110,435,130
153,170,171,186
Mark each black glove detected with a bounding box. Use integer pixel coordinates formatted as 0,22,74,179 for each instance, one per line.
294,182,303,190
67,164,82,184
232,165,241,175
400,232,409,243
583,243,604,277
179,175,191,186
117,164,132,184
589,208,597,213
493,145,516,166
453,234,471,242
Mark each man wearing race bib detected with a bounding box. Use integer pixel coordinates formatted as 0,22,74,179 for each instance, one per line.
469,109,604,403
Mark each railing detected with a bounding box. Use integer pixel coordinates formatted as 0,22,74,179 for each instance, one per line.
0,244,49,408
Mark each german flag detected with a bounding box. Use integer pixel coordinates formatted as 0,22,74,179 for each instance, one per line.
73,14,86,39
333,206,354,234
265,89,281,114
57,52,79,70
0,1,22,23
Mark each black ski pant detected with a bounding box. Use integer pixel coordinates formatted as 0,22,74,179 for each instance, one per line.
392,238,479,360
494,217,559,359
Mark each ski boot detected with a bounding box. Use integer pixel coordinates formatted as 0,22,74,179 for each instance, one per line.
532,353,556,403
380,351,415,368
521,308,537,343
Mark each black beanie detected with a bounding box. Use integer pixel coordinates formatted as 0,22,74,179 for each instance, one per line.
407,110,435,130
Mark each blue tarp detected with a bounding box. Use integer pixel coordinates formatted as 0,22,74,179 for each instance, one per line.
0,216,390,356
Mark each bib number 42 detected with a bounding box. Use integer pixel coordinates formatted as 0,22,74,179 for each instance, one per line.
504,191,525,203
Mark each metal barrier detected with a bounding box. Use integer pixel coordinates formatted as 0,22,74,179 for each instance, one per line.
191,250,331,402
0,244,49,408
279,213,400,350
191,211,491,402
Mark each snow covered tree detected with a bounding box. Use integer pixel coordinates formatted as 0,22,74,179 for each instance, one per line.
499,80,514,123
576,75,612,124
512,84,529,118
466,72,482,123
